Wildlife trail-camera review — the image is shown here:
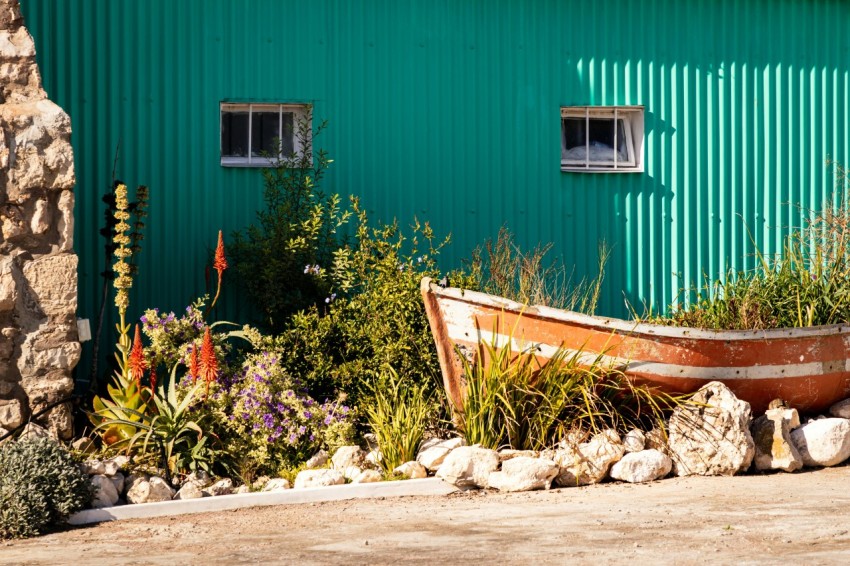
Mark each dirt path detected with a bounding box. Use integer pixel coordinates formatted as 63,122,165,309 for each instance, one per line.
3,466,850,565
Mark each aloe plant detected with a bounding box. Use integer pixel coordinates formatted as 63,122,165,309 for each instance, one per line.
93,364,218,478
89,371,151,446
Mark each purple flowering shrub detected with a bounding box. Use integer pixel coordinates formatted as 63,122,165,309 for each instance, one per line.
140,296,235,373
207,351,355,472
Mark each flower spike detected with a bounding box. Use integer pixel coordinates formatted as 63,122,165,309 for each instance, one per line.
127,324,147,385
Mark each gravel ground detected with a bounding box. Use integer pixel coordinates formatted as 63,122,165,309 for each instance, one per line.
3,466,850,565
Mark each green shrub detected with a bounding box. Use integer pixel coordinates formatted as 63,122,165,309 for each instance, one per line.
0,437,93,539
458,328,680,451
275,198,469,413
229,114,351,330
364,368,434,475
653,166,850,330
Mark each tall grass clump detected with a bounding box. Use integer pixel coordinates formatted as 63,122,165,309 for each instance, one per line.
467,227,609,314
656,172,850,329
457,326,679,451
364,368,434,475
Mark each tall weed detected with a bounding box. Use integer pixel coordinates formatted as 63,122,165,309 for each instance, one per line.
467,227,609,314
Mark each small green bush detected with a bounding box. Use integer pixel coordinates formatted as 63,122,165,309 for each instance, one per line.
230,114,350,330
275,198,469,413
364,368,434,475
0,437,93,539
653,166,850,330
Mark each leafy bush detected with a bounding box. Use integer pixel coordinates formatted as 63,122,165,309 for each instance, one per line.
275,198,468,412
363,368,434,475
650,164,850,330
230,114,350,330
467,226,609,314
458,328,680,451
0,437,93,539
207,350,355,476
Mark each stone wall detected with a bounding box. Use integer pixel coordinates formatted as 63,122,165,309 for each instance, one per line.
0,0,79,439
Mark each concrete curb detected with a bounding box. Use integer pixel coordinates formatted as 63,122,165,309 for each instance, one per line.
69,478,458,525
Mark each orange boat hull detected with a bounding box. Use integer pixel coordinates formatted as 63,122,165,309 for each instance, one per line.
421,278,850,415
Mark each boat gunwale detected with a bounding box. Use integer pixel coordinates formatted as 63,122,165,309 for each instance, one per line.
421,277,850,342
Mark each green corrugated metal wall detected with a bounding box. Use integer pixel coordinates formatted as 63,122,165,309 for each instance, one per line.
21,0,850,378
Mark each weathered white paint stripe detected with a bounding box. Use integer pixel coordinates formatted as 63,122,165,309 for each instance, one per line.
446,324,841,381
429,281,850,341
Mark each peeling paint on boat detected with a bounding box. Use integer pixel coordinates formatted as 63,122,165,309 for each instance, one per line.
422,278,850,414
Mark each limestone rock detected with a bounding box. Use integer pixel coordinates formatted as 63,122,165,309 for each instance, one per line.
342,465,363,481
305,449,329,469
184,470,212,488
70,436,96,454
553,429,625,487
90,474,119,508
331,445,365,470
174,481,204,500
497,449,538,462
234,485,250,494
644,428,669,454
0,257,15,311
668,381,754,476
393,460,428,479
19,422,51,440
80,459,105,476
487,457,559,492
365,449,382,467
609,450,672,483
56,190,74,251
294,469,345,489
109,471,125,495
623,429,646,453
417,437,464,472
790,418,850,467
127,476,175,504
102,455,129,477
829,398,850,419
261,478,292,492
752,407,803,472
352,469,383,483
148,477,176,502
203,478,234,497
0,398,23,429
436,446,500,489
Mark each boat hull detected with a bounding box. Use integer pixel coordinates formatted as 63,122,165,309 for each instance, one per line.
421,278,850,414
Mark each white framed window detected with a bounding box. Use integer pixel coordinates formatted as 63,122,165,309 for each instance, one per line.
220,103,310,167
561,106,644,172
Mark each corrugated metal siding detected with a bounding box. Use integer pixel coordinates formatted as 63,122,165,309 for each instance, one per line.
21,0,850,375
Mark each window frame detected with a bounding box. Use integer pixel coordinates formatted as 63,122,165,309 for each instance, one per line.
560,105,644,173
220,102,311,167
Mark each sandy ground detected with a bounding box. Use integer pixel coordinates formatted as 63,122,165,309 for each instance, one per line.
3,466,850,565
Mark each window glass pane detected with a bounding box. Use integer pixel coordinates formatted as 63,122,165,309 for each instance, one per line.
221,111,248,157
563,118,586,153
252,111,280,157
280,112,295,156
616,119,628,160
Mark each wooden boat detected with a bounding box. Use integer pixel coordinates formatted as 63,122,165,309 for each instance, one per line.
421,277,850,414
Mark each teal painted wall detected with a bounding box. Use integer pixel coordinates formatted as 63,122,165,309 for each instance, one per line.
21,0,850,379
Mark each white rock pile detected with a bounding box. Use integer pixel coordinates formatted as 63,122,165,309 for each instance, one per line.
77,383,850,508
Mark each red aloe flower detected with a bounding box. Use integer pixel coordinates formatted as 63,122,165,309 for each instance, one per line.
149,366,158,395
213,230,228,275
208,230,228,314
199,327,218,393
127,324,147,385
188,344,200,383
